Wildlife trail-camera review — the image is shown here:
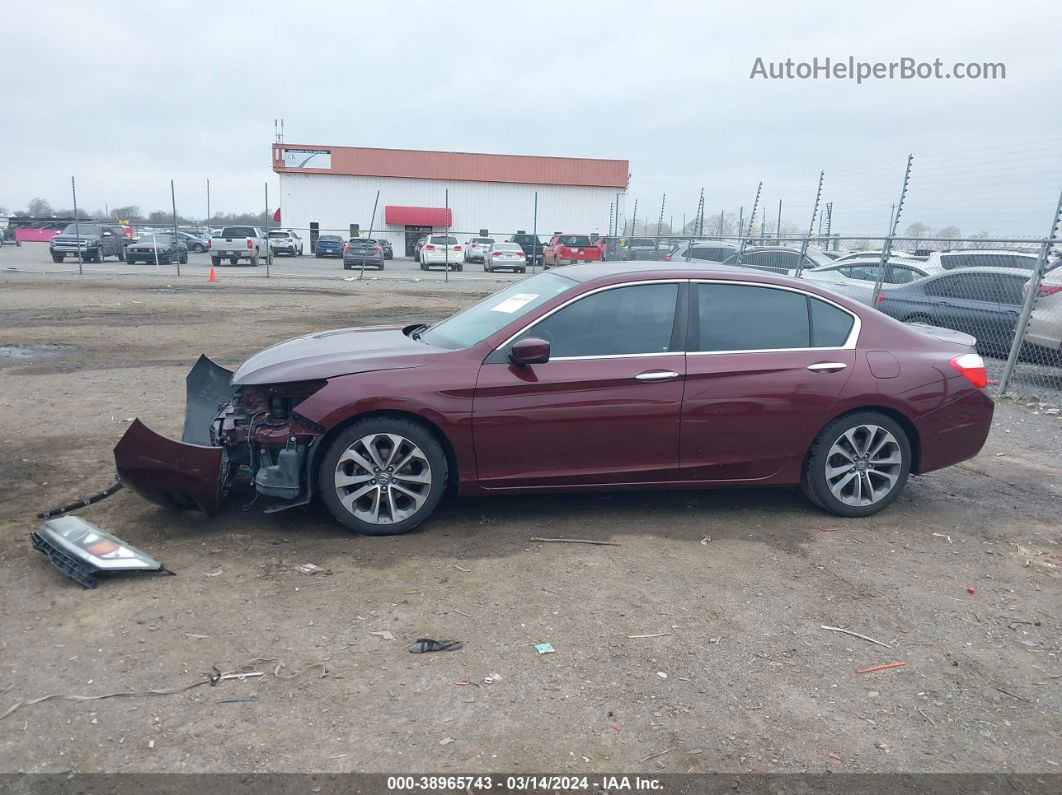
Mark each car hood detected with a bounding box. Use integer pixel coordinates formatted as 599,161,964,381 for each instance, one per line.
232,325,435,386
53,234,100,242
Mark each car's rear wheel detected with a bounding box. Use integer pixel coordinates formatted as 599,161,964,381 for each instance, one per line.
802,411,911,518
319,418,448,535
192,243,206,253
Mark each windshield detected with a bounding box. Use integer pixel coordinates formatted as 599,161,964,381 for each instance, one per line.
268,231,290,238
429,236,458,245
419,272,575,350
319,235,342,242
220,226,255,238
61,224,101,235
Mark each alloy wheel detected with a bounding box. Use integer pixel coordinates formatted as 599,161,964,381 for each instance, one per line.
824,424,903,507
333,433,432,525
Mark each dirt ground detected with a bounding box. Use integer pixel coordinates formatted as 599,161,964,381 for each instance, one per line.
0,274,1059,775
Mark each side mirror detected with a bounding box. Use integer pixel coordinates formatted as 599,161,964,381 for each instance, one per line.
510,337,550,366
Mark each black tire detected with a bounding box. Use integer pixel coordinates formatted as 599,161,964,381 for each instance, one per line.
180,252,188,264
51,253,64,263
518,267,526,273
211,256,221,267
420,263,427,271
94,246,104,263
802,410,911,518
117,247,125,262
456,264,463,272
192,243,206,253
318,417,448,535
344,264,350,270
378,263,385,270
315,253,322,258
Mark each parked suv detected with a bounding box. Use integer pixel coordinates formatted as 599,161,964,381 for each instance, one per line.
343,238,385,270
49,223,128,263
267,229,304,256
543,234,602,268
464,237,494,264
419,235,464,270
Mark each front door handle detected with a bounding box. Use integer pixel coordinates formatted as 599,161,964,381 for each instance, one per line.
635,370,680,382
807,362,848,372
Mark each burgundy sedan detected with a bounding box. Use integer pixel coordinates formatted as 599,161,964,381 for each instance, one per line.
114,263,994,535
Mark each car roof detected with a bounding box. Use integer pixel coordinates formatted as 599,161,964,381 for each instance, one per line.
557,260,804,284
917,266,1033,279
937,249,1037,256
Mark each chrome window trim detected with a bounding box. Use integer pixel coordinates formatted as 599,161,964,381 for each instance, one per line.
494,279,687,352
551,351,685,362
690,279,862,353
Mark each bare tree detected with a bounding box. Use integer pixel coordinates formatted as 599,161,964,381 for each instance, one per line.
26,197,53,217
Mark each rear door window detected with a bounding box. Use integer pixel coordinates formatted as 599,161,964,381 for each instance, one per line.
695,284,810,351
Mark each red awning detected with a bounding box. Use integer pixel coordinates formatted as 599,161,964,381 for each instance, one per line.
384,206,452,226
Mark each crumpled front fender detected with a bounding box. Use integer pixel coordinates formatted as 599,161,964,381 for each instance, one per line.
114,422,225,515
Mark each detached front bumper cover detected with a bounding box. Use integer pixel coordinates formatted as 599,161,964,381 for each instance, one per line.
113,355,232,515
31,516,170,589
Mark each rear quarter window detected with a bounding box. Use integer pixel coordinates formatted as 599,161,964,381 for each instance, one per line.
810,298,855,346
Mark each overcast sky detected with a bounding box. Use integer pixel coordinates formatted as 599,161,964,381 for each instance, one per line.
2,0,1060,235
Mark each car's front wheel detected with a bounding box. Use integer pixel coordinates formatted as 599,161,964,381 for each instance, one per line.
802,411,911,517
319,418,448,535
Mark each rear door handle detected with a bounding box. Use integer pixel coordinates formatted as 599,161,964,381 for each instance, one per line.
807,362,847,372
636,370,680,382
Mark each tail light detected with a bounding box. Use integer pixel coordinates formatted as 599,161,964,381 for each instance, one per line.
246,239,253,249
664,252,673,261
425,244,436,250
207,239,212,250
949,353,988,388
516,252,525,258
375,245,382,252
1038,284,1062,297
875,293,886,304
453,245,462,251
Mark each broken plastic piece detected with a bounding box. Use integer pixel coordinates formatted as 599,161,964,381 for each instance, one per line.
534,642,556,655
30,516,171,589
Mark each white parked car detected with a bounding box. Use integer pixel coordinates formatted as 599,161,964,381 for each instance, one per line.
1024,265,1062,361
267,229,304,256
464,237,494,263
800,257,935,303
925,249,1040,272
482,241,527,273
418,235,464,271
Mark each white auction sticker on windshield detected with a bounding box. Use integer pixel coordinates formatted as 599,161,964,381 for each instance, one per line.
490,293,539,313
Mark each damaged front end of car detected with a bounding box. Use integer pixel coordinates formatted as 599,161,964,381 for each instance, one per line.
113,354,326,516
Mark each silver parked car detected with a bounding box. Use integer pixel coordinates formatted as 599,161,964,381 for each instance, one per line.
481,241,527,273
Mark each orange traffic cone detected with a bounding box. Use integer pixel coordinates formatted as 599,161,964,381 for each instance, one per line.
208,262,217,282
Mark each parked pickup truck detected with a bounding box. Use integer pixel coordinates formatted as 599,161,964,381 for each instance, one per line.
49,223,129,262
543,233,603,268
208,226,272,266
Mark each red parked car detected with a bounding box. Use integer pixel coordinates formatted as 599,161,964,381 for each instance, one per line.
544,233,603,267
115,263,994,535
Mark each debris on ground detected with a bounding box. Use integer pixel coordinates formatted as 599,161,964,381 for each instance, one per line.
627,633,671,639
534,642,556,655
855,661,907,674
30,516,172,589
657,671,669,679
438,737,453,746
369,630,394,641
408,638,463,653
529,537,621,546
295,563,331,575
820,625,891,648
966,587,977,595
